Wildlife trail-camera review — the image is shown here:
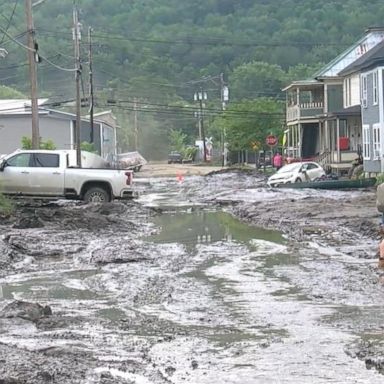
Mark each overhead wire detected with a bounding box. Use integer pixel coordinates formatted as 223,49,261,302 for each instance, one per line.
36,27,350,48
0,0,19,44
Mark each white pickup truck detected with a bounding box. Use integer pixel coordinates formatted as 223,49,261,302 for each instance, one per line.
0,149,135,202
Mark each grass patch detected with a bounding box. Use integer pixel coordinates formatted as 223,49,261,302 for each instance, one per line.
0,192,13,216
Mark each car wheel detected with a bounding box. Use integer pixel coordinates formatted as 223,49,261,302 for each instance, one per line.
83,187,110,203
294,177,302,183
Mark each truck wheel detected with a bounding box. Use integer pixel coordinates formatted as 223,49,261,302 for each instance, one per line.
295,177,302,183
83,187,110,203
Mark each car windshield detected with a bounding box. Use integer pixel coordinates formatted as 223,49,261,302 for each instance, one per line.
276,163,302,174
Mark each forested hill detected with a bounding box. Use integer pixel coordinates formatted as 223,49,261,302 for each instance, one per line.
1,0,384,155
1,0,384,100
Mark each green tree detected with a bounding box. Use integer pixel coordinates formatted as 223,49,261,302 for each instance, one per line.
230,61,286,101
213,98,284,151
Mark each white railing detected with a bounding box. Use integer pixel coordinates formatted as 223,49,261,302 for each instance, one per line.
299,101,323,109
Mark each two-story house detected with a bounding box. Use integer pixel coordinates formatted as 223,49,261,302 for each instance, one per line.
283,27,384,173
339,40,384,174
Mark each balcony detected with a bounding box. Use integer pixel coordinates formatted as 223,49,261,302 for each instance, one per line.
286,101,324,122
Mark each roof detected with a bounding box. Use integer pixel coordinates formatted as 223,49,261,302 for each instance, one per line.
326,105,361,118
338,39,384,76
313,28,384,78
0,99,114,128
282,80,322,92
0,99,48,115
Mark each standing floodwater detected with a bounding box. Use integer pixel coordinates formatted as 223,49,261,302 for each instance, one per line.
0,172,383,383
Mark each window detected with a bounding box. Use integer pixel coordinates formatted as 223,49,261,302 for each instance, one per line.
361,75,368,108
362,124,370,160
32,153,60,167
373,123,381,159
344,77,352,107
373,71,378,105
6,153,32,167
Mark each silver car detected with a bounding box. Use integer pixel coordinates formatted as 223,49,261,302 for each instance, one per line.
267,161,325,187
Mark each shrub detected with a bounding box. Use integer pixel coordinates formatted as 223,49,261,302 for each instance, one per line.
80,141,97,153
21,136,56,150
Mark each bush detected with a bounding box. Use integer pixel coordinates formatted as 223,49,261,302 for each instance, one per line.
80,141,97,153
21,136,56,150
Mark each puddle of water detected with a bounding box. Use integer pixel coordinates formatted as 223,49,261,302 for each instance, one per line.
146,210,284,249
0,270,101,301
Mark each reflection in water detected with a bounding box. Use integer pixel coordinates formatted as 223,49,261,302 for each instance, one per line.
146,210,284,249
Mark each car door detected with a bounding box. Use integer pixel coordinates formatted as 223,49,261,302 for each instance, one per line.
0,153,34,194
30,153,64,195
305,163,323,180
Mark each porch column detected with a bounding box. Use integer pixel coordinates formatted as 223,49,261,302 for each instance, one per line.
298,123,302,158
336,118,341,163
70,120,75,149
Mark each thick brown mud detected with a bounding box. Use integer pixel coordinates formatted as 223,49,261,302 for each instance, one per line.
0,170,383,383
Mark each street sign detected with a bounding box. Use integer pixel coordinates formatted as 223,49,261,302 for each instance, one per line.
266,134,278,147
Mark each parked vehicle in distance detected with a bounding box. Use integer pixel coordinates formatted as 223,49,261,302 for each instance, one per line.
0,149,135,202
267,161,325,187
258,150,273,167
167,151,183,164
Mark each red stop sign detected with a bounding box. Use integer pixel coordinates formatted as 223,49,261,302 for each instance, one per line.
266,135,278,147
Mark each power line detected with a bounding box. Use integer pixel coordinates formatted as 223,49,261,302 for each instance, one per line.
0,0,19,44
97,103,284,120
35,28,350,48
107,99,284,116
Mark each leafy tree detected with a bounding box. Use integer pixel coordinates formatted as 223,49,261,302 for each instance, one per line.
230,62,286,101
169,129,188,153
213,98,284,151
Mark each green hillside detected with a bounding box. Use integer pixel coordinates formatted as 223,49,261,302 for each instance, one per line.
0,0,383,158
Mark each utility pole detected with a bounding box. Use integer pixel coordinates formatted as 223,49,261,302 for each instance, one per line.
220,73,229,166
194,89,207,162
134,98,138,150
88,26,94,144
73,4,81,167
25,0,39,149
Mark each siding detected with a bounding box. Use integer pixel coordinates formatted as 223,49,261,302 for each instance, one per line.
327,84,343,113
362,72,380,125
362,69,382,171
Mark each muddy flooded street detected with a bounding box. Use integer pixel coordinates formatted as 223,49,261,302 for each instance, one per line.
1,170,384,383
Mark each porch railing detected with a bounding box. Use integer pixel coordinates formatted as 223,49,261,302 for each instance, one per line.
286,101,324,122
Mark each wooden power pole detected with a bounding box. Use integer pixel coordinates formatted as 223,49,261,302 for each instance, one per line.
25,0,39,149
88,26,94,144
73,5,81,167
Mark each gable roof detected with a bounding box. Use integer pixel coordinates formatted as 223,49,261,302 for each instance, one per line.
338,39,384,76
314,27,384,79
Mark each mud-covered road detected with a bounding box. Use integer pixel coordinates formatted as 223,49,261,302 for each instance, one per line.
0,166,384,383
